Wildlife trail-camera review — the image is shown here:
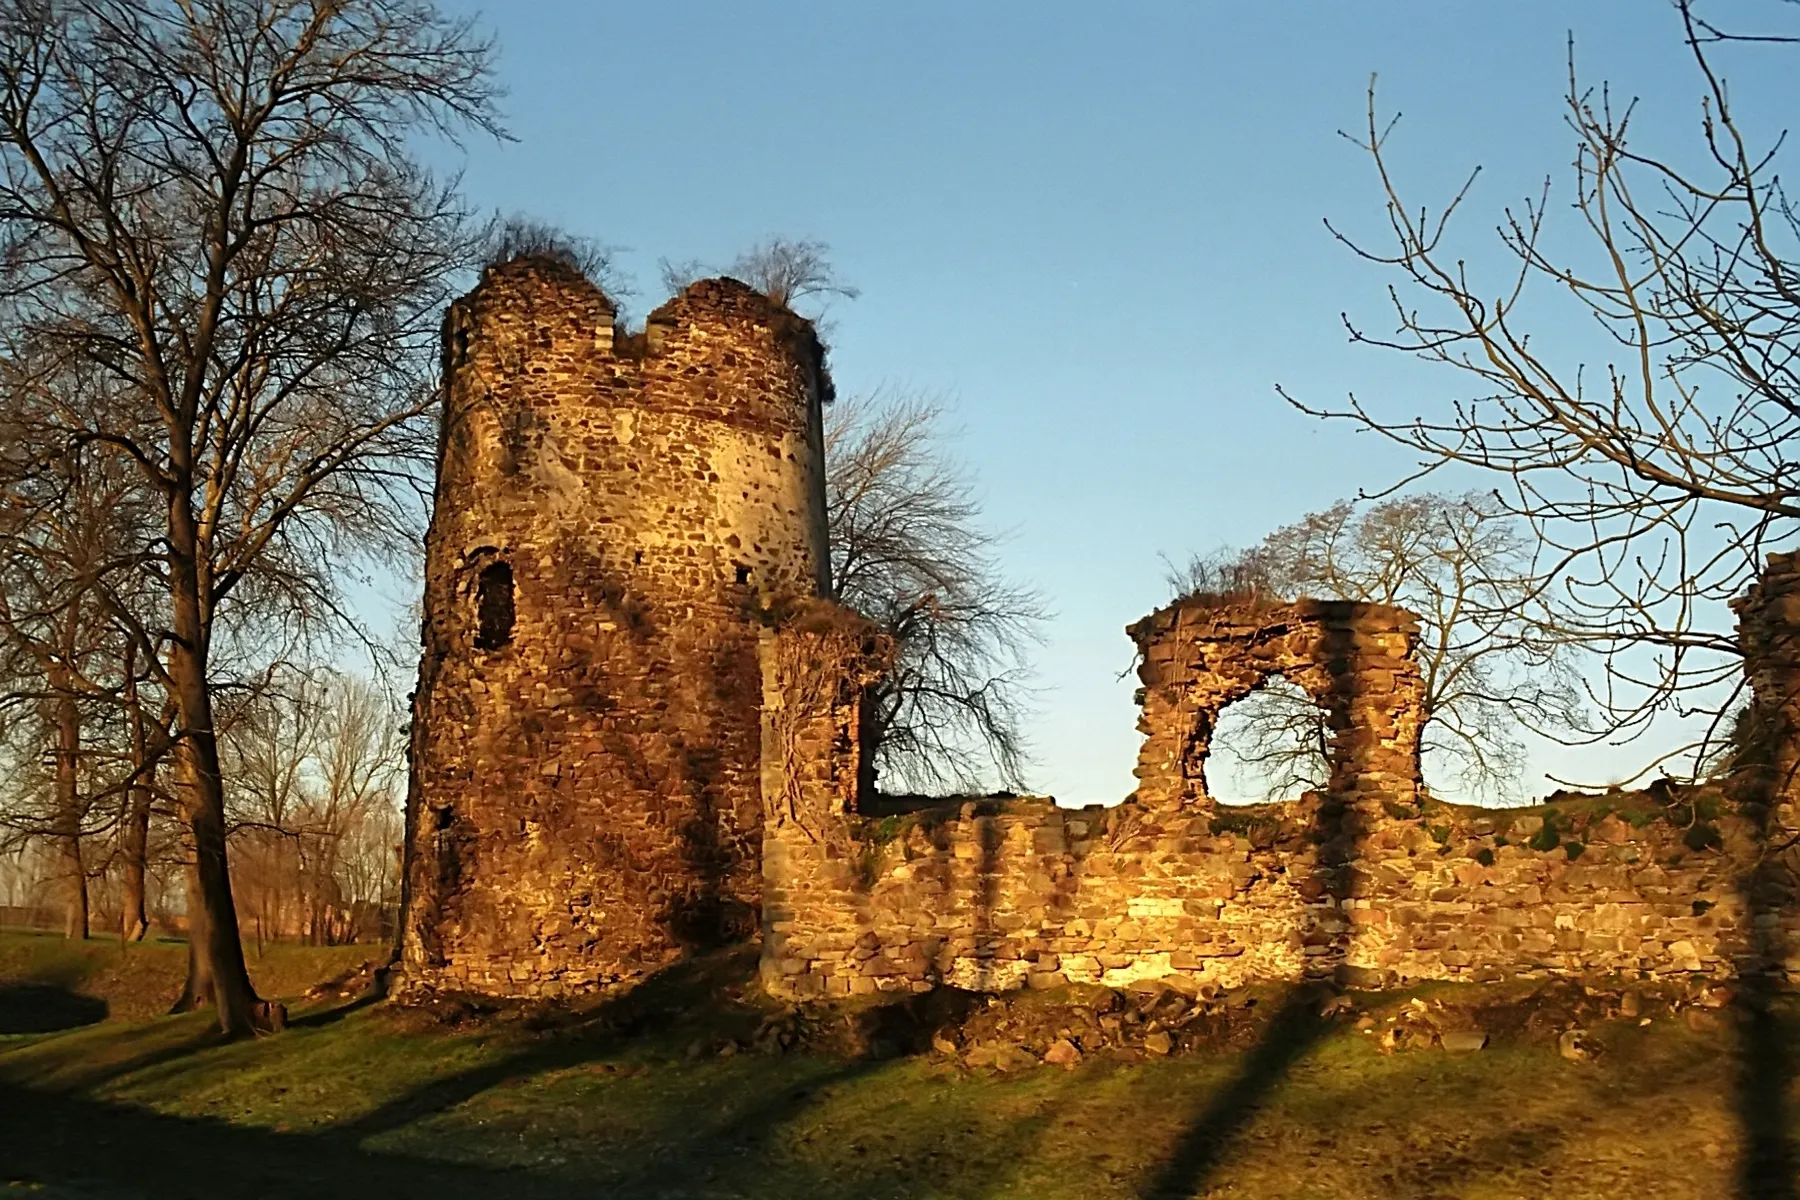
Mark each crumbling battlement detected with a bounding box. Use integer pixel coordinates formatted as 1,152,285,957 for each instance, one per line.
400,259,832,998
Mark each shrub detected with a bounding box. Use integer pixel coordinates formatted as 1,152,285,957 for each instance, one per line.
1474,847,1496,867
1210,811,1258,838
1683,821,1724,853
1563,840,1586,861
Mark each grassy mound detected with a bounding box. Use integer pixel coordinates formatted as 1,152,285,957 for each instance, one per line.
1,944,1793,1199
0,930,379,1029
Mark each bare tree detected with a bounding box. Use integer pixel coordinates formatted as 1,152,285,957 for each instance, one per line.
0,388,162,937
1174,494,1582,804
728,237,860,309
115,642,172,941
826,390,1045,792
223,669,403,947
1285,2,1800,778
659,236,859,314
0,1,500,1034
485,216,632,299
657,256,710,297
1195,675,1335,805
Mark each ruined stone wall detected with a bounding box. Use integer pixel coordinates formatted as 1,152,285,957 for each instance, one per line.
1735,551,1800,825
401,260,831,998
761,593,1800,998
762,792,1782,998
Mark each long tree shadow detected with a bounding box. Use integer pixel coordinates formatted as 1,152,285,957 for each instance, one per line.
3,945,1071,1199
3,951,853,1197
1140,612,1372,1199
3,1047,1068,1200
1733,752,1799,1197
336,949,756,1142
0,1078,573,1199
1732,581,1800,1200
0,1013,235,1097
0,983,107,1035
1733,823,1795,1198
1138,801,1357,1199
1137,984,1336,1199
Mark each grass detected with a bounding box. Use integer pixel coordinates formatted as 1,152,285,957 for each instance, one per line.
0,929,376,1028
2,938,1795,1198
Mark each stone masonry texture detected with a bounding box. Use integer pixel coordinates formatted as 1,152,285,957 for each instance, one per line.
399,258,831,998
761,591,1800,999
402,259,1800,1005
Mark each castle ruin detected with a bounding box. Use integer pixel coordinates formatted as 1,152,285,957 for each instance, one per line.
399,259,832,996
399,255,1800,1002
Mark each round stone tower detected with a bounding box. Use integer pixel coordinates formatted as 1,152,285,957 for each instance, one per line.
400,257,832,997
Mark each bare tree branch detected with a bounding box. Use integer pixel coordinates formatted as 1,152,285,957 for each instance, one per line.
1173,493,1583,803
826,389,1046,793
1284,3,1800,776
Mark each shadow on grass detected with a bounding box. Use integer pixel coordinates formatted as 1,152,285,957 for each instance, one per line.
287,990,385,1030
0,1079,571,1199
337,948,759,1142
1733,798,1797,1200
0,944,1061,1199
1139,614,1370,1199
0,984,107,1035
1736,978,1796,1200
1137,986,1334,1199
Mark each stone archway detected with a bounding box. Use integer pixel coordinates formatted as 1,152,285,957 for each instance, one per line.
1128,596,1425,814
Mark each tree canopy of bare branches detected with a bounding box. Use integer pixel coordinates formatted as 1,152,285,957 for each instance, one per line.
0,350,171,938
1173,493,1582,804
1286,1,1800,775
826,390,1045,792
222,670,403,951
0,0,500,1034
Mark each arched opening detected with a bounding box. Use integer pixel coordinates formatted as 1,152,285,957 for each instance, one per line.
473,562,515,650
1204,674,1331,806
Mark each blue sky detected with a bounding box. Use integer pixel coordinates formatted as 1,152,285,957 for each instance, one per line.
423,1,1800,805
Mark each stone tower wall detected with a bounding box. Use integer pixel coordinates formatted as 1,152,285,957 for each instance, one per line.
401,260,831,998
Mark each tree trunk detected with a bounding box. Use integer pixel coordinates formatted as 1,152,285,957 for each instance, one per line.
58,833,87,940
171,861,213,1013
120,665,152,942
120,781,151,942
167,554,262,1036
173,680,261,1035
52,676,87,940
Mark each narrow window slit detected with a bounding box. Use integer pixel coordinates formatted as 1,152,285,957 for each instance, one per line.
474,562,515,650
